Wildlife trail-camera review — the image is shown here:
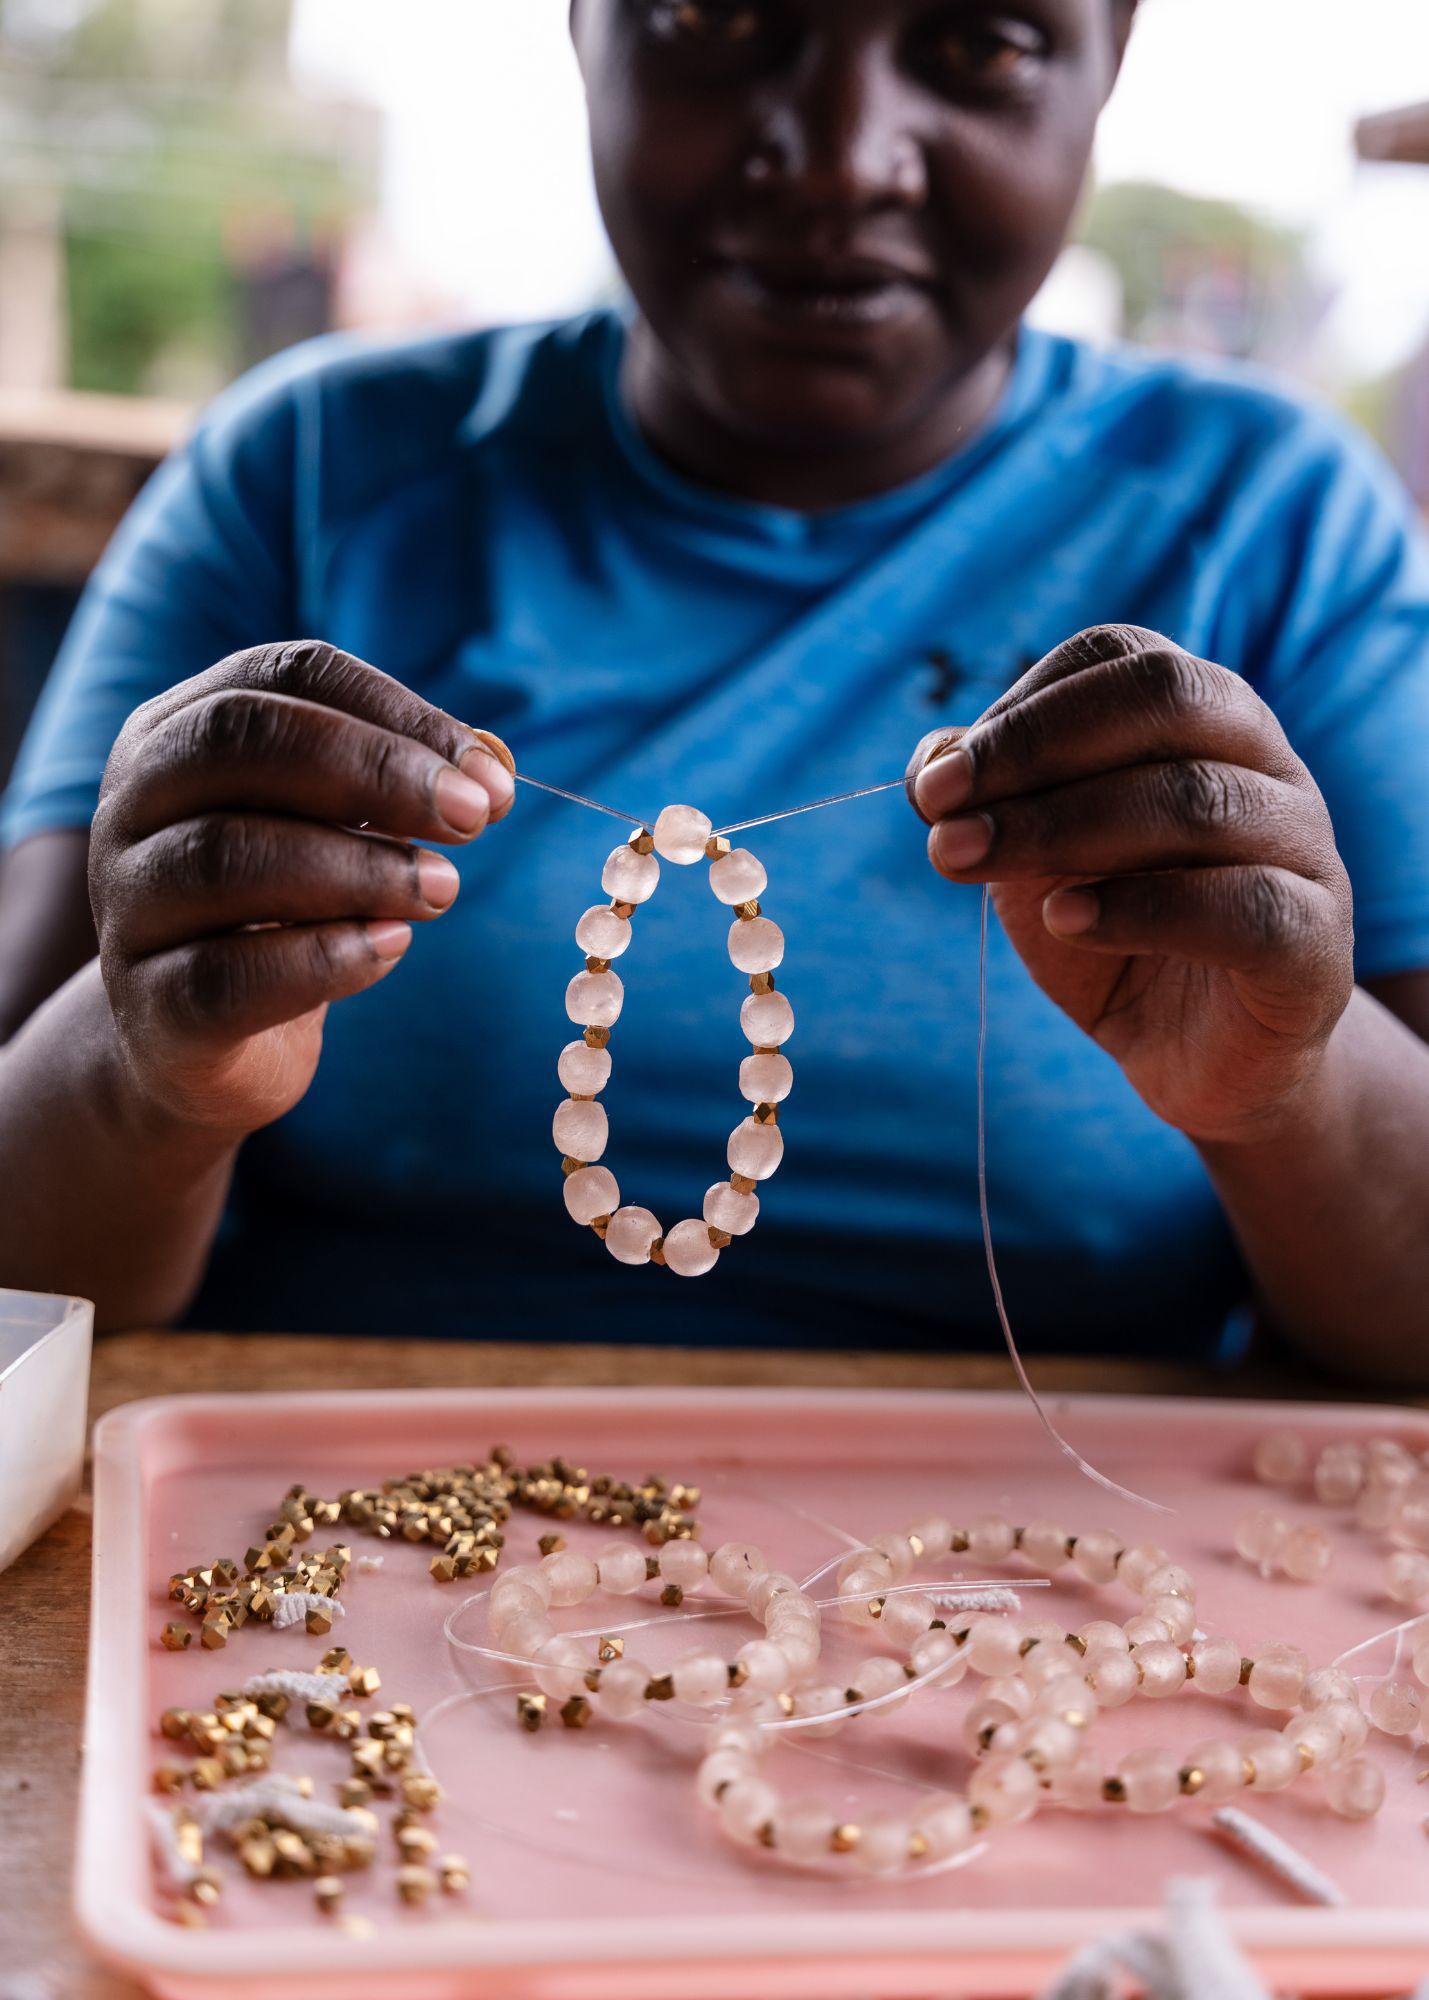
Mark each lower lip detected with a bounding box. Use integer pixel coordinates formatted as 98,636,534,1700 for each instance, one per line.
713,262,929,335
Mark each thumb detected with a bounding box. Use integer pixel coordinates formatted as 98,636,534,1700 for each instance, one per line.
905,725,971,825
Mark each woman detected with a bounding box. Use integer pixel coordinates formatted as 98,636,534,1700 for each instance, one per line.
1,0,1426,1370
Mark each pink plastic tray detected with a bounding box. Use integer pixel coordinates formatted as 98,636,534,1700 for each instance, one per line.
79,1387,1429,1997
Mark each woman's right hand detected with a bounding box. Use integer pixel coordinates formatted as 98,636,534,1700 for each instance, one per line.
89,640,514,1138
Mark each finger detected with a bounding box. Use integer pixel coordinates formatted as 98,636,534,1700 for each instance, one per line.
113,640,515,820
109,816,460,955
926,759,1335,885
1041,865,1344,978
99,690,499,847
131,919,413,1047
913,646,1306,823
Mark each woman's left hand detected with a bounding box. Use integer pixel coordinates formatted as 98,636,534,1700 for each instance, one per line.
907,623,1355,1145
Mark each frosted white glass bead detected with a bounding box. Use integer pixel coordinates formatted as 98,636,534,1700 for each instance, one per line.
719,1778,780,1844
565,968,624,1027
1302,1667,1357,1708
710,1542,768,1597
660,1540,710,1592
1115,1543,1169,1593
1232,1508,1287,1573
1387,1549,1429,1605
664,1218,720,1277
1253,1429,1308,1487
909,1631,962,1683
1144,1594,1195,1644
574,904,632,960
880,1590,936,1648
735,1638,792,1693
653,804,713,864
1131,1641,1186,1698
533,1636,588,1699
562,1165,619,1225
1323,1756,1385,1819
600,843,660,904
674,1653,729,1707
596,1657,653,1720
853,1817,913,1876
1189,1637,1242,1696
541,1550,599,1606
774,1797,838,1866
908,1515,954,1560
968,1753,1039,1826
965,1618,1023,1677
1070,1529,1120,1586
728,916,785,974
595,1543,648,1594
967,1515,1015,1561
739,1053,792,1105
740,990,794,1047
709,847,767,905
704,1180,760,1237
553,1099,608,1162
869,1532,917,1579
1280,1523,1332,1582
1367,1680,1421,1736
728,1117,784,1180
605,1206,662,1266
852,1656,911,1706
914,1795,975,1860
1240,1729,1298,1790
557,1039,612,1096
1019,1520,1069,1571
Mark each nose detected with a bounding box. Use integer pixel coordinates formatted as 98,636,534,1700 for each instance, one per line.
751,42,927,214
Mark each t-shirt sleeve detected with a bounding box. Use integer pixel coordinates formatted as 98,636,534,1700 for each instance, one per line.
1206,398,1429,982
0,360,302,850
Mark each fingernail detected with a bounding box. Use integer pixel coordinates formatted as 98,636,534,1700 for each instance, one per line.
461,742,515,814
932,813,992,871
367,920,413,960
1044,888,1099,936
915,747,973,818
434,766,490,835
416,851,460,911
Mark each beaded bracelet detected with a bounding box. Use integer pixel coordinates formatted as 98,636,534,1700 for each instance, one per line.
484,1537,822,1726
557,806,792,1276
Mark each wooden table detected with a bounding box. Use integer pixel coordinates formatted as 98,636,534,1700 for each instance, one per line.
0,1331,1368,2000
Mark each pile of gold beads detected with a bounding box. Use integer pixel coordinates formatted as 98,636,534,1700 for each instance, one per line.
161,1527,351,1651
152,1652,470,1921
282,1451,700,1579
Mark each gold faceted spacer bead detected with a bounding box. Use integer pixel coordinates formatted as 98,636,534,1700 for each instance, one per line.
734,899,762,920
538,1532,566,1556
630,830,655,856
560,1695,593,1729
160,1624,192,1651
314,1874,344,1913
599,1635,624,1662
727,1660,750,1688
585,956,610,975
705,835,731,860
590,1215,612,1239
729,1172,757,1196
516,1692,547,1732
1296,1741,1316,1772
830,1823,861,1854
645,1674,675,1702
749,972,776,996
609,900,635,919
906,1829,930,1861
1239,1657,1255,1686
649,1238,667,1266
1101,1777,1128,1803
583,1025,612,1049
561,1156,585,1177
660,1582,684,1608
1179,1766,1205,1795
753,1102,778,1125
1242,1757,1257,1786
708,1226,733,1250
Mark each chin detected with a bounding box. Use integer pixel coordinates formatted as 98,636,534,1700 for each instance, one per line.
707,345,933,454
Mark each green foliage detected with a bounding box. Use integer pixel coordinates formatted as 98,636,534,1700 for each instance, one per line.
1081,179,1310,356
1,0,375,396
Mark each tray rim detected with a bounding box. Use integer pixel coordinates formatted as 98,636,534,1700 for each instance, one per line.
77,1383,1429,1991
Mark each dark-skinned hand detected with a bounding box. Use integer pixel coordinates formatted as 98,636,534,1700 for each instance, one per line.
89,640,514,1138
907,624,1355,1146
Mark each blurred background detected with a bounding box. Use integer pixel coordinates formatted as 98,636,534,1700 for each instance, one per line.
2,0,1428,788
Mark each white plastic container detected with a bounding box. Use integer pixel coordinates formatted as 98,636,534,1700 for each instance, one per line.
0,1286,93,1572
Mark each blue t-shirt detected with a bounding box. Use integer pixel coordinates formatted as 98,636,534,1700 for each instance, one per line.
5,312,1429,1354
